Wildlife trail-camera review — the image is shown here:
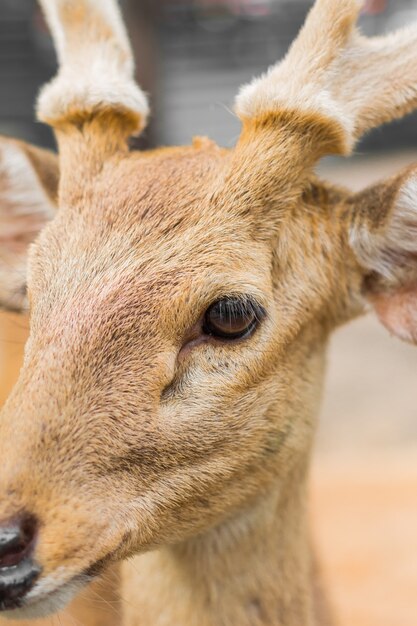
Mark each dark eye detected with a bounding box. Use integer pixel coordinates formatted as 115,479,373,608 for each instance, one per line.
203,297,265,340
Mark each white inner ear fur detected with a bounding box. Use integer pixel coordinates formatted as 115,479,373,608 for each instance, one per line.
0,142,55,241
0,142,55,311
350,174,417,283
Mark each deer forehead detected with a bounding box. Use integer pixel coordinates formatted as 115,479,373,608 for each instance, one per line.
28,247,270,339
28,220,271,364
26,144,342,360
29,143,275,298
77,143,231,223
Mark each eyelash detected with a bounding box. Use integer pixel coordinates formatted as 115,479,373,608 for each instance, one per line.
202,295,266,341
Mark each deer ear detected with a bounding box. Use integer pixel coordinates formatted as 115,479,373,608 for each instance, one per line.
0,138,58,312
349,167,417,343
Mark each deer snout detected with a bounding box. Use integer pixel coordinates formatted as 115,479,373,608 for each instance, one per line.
0,516,41,610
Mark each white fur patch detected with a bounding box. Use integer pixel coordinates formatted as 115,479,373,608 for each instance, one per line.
37,0,149,132
236,77,355,142
1,569,84,620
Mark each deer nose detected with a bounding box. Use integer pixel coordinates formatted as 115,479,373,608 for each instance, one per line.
0,517,41,610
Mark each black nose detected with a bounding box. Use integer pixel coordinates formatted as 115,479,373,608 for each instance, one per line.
0,516,41,611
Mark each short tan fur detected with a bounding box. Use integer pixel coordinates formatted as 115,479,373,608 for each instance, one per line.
0,1,416,625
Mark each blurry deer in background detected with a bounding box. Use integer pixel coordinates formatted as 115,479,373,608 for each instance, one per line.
0,1,416,625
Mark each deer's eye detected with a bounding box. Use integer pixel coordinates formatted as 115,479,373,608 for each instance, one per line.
203,297,265,340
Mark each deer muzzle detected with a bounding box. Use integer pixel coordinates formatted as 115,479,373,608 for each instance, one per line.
0,516,41,610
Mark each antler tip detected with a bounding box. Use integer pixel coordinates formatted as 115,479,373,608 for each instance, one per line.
36,0,149,136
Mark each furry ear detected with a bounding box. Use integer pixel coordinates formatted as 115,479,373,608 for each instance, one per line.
0,138,58,312
349,166,417,343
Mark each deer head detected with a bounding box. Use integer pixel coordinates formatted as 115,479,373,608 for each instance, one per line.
0,0,416,620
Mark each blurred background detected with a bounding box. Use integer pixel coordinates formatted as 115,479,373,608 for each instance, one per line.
0,0,417,149
0,1,416,625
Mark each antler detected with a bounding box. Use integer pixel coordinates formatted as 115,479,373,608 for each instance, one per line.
36,0,148,188
37,0,148,133
235,0,417,155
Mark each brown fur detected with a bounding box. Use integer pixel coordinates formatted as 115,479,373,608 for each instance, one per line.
0,1,416,625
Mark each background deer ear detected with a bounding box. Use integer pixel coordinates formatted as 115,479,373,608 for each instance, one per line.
0,138,58,312
349,167,417,344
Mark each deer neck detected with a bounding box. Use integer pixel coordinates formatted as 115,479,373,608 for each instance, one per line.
122,463,323,626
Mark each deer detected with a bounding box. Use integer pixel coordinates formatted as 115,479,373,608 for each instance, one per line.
0,0,416,625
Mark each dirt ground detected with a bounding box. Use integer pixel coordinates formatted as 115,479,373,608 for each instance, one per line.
0,151,416,626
